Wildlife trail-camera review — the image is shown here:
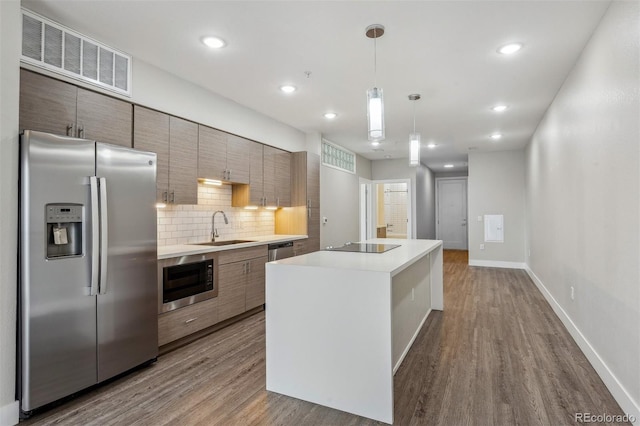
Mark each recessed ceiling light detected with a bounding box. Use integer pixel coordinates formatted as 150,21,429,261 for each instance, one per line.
384,155,392,159
497,43,523,55
371,141,381,147
490,133,503,140
427,143,437,149
492,105,508,112
324,112,337,119
202,36,226,49
444,164,454,168
280,85,297,93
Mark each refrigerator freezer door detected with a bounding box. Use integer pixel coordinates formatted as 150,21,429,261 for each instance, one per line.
95,143,158,382
19,131,98,412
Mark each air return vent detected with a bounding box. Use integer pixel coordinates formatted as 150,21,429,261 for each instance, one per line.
21,8,131,97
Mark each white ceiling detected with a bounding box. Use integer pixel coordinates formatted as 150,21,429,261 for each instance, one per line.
22,0,611,173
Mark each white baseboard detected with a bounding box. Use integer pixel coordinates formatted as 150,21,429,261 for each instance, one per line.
468,259,526,269
0,400,19,426
393,308,431,375
525,266,640,425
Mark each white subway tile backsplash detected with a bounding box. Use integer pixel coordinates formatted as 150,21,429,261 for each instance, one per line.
156,183,275,246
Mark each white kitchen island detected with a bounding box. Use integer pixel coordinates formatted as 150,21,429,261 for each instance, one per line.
265,238,443,424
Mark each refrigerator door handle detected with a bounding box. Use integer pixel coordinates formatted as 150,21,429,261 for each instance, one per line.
98,177,109,295
90,176,100,296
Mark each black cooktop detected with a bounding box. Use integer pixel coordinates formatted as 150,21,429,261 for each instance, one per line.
325,243,400,254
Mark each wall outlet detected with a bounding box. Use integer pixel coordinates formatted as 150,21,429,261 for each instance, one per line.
480,244,485,250
570,286,575,300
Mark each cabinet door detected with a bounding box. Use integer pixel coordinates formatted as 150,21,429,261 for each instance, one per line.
218,261,246,322
307,153,320,209
19,69,77,136
77,88,132,147
169,116,198,204
274,150,291,207
248,142,264,206
133,106,170,203
198,125,227,181
158,296,219,346
226,135,252,184
245,256,267,310
308,207,321,252
262,146,277,206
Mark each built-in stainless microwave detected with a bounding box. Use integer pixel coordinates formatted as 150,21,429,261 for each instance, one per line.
160,253,218,313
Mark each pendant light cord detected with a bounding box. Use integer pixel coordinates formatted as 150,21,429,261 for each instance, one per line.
373,27,377,87
413,99,416,133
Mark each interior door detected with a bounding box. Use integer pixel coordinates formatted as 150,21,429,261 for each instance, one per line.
95,143,158,382
437,178,468,250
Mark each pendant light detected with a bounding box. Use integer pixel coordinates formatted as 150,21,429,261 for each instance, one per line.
366,24,385,142
408,94,421,166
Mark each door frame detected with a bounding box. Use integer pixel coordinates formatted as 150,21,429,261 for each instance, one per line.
359,178,373,241
360,178,413,240
435,177,468,249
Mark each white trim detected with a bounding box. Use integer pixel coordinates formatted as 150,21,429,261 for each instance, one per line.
468,259,526,269
371,179,413,240
525,266,640,425
0,400,19,426
393,309,431,375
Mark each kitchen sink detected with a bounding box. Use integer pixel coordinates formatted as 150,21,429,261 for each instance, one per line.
194,239,255,246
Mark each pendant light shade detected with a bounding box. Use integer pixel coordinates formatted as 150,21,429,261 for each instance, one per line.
367,87,384,141
408,94,421,167
409,133,420,166
366,24,385,142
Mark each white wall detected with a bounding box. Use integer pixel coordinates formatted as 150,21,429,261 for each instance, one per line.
0,1,20,424
468,150,526,266
525,0,639,418
416,164,436,239
132,60,307,153
320,154,371,248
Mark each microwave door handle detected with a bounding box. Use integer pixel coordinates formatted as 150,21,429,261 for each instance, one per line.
98,177,109,295
89,176,99,296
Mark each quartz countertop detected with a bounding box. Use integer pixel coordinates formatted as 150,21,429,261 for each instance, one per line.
158,234,307,259
269,238,442,276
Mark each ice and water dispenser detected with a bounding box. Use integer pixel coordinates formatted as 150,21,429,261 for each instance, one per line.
45,204,83,259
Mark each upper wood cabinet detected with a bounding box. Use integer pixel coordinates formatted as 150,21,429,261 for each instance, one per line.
276,152,320,254
232,146,291,208
169,117,199,204
133,106,198,204
20,69,132,147
197,126,251,184
263,146,291,207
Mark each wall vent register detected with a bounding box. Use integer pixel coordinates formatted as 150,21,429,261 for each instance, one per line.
21,8,132,96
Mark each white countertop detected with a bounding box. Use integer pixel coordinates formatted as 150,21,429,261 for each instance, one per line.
157,234,307,259
270,238,442,276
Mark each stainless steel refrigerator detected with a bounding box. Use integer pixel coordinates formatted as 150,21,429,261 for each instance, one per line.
18,130,158,414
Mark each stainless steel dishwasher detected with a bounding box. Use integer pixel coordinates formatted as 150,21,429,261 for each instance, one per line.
268,241,295,261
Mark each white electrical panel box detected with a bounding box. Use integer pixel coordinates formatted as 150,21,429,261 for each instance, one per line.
484,214,504,243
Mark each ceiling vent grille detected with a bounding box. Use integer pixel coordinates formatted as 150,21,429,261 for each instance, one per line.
21,8,132,97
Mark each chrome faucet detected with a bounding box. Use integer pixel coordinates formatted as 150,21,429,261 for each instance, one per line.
211,210,229,242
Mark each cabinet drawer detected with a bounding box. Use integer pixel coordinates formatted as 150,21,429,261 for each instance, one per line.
158,296,219,346
218,245,268,264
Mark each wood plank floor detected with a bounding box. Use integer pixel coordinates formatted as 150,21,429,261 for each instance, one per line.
23,250,627,425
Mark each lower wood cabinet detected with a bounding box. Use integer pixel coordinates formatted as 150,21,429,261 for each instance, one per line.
218,245,268,321
159,244,268,347
158,296,219,346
